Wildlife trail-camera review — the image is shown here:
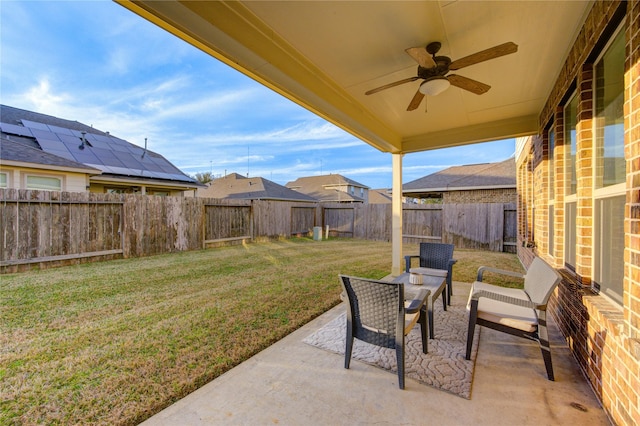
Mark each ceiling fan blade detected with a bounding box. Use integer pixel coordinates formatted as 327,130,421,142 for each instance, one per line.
365,76,420,95
405,47,436,68
447,74,491,94
449,42,518,70
406,89,425,111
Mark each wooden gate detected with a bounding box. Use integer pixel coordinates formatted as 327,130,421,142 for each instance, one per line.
323,206,354,237
442,203,516,252
291,206,316,235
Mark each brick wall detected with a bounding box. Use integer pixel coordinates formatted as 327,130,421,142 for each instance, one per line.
442,188,516,204
517,1,640,425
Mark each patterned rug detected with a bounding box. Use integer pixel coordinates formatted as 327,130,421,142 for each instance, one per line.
303,300,480,399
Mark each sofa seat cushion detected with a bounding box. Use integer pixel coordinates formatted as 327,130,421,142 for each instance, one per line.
467,281,537,333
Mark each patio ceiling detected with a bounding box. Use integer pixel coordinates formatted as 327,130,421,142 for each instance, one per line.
116,1,593,155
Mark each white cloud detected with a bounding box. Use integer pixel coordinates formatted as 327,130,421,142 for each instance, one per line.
192,121,359,149
21,78,72,112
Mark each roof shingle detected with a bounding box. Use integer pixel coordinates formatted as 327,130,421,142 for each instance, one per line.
403,158,516,192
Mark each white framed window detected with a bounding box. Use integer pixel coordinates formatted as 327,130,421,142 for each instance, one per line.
26,175,62,191
592,22,625,305
0,172,7,188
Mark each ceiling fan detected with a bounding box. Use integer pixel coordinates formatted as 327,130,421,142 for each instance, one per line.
365,41,518,111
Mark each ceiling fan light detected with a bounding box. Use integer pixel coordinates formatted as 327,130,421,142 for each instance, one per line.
419,77,450,96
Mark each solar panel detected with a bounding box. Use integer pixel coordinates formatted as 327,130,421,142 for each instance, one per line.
36,138,68,152
46,124,74,136
46,149,76,161
91,147,116,160
0,122,33,137
8,116,197,185
73,152,102,164
86,139,108,149
57,133,80,144
30,128,60,141
20,119,49,130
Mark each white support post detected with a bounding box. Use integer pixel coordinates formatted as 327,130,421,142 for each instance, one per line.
391,153,403,276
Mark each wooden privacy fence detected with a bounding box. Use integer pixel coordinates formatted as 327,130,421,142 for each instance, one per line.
0,189,516,271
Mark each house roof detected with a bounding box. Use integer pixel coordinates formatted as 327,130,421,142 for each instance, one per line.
198,173,317,202
403,158,516,194
1,137,101,174
369,189,392,204
285,174,368,202
0,105,201,188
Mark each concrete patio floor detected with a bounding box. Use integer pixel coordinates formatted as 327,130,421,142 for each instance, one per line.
141,281,611,425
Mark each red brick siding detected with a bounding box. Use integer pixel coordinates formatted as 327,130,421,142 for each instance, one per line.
518,1,640,425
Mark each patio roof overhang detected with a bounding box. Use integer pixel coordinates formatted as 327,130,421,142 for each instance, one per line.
115,0,593,154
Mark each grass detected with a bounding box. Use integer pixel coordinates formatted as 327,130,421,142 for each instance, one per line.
0,238,523,425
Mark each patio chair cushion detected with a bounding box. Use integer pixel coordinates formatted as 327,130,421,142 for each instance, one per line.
466,281,537,333
409,267,447,277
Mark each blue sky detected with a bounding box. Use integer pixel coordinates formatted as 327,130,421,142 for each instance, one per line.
1,1,515,189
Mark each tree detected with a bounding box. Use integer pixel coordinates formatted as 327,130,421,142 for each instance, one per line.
193,171,214,184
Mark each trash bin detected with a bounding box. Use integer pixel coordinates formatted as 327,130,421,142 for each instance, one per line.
313,226,323,241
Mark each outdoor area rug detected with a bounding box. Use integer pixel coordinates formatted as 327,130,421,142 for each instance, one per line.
303,299,480,399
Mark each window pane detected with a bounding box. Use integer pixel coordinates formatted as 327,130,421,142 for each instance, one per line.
595,28,625,188
548,126,555,199
565,95,578,195
594,195,625,305
565,201,576,269
548,205,554,257
0,173,6,188
26,175,61,191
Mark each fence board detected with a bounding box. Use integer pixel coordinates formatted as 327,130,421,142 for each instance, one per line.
0,189,18,261
204,199,252,241
291,206,316,235
443,203,506,251
323,205,355,237
363,204,390,241
403,205,442,244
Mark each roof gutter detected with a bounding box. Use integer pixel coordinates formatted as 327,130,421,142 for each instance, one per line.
403,184,516,193
90,175,204,189
0,159,102,175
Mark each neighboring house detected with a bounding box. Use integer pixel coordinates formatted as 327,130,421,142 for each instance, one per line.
368,188,392,204
197,173,317,202
0,105,202,196
1,136,101,192
285,174,369,203
402,158,516,204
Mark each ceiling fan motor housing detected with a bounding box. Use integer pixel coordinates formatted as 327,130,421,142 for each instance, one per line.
417,55,451,79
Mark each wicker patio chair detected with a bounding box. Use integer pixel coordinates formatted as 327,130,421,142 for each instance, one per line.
339,275,430,389
465,257,561,380
404,242,456,305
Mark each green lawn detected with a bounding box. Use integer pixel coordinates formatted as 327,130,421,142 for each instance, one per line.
0,238,523,425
